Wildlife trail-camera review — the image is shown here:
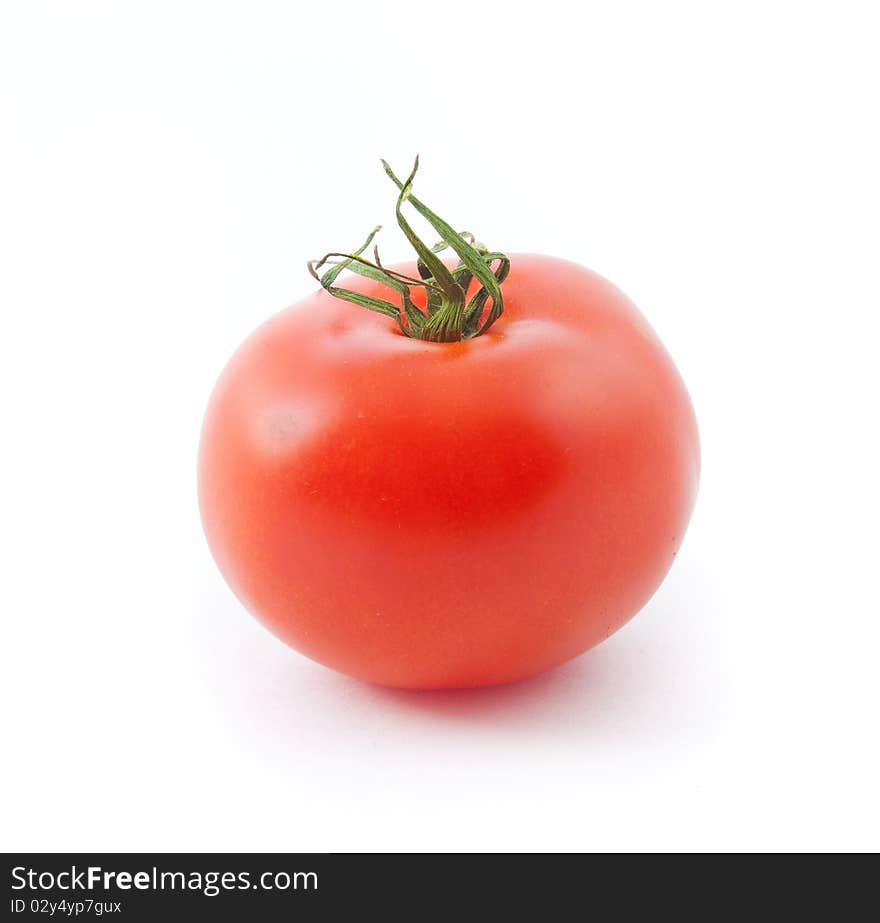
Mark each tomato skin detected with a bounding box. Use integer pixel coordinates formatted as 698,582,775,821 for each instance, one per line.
198,254,699,689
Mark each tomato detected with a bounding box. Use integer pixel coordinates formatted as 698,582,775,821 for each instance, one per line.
198,161,699,688
199,249,698,689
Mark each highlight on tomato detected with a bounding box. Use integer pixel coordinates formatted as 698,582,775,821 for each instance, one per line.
198,158,699,689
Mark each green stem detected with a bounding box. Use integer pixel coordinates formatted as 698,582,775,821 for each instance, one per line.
307,157,510,342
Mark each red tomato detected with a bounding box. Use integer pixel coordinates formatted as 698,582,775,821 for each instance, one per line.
198,254,699,688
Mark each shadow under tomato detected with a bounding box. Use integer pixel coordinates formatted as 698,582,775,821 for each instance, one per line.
335,639,680,743
358,659,605,716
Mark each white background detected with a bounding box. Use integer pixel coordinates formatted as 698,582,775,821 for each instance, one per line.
2,1,878,852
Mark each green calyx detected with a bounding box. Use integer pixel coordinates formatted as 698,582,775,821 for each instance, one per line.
308,157,510,342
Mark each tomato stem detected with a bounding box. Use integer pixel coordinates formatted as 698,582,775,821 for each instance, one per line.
307,157,510,341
